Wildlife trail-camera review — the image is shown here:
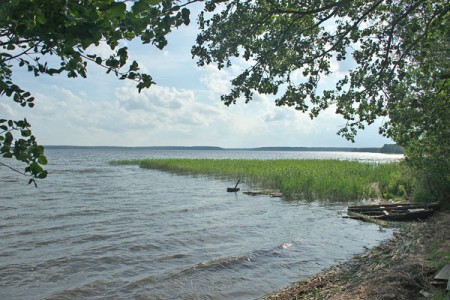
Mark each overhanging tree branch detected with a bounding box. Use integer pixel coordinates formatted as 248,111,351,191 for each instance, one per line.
268,0,351,16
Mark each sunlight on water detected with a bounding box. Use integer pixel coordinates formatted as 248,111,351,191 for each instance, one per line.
0,148,398,299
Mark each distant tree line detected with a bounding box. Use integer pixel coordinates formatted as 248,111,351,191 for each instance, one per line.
380,144,405,154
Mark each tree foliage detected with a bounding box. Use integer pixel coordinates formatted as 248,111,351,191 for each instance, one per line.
1,0,449,201
192,0,449,201
0,0,191,184
382,22,449,201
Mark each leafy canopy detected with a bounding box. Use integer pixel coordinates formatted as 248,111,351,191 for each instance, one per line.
191,0,449,201
193,0,448,138
0,0,191,184
1,0,449,200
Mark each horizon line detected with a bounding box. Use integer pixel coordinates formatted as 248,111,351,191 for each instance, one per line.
43,144,403,152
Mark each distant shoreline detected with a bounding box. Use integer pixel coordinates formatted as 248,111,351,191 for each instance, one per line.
44,145,404,154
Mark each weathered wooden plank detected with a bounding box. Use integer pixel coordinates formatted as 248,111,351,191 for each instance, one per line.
407,208,426,213
346,202,438,222
434,263,450,281
347,202,440,212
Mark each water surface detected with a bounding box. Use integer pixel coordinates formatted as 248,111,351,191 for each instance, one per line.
0,149,398,299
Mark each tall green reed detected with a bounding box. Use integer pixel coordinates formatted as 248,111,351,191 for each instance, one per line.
111,158,405,201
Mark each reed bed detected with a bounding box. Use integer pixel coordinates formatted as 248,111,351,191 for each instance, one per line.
112,158,404,201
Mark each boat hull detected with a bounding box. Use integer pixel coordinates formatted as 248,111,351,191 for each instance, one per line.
347,202,439,221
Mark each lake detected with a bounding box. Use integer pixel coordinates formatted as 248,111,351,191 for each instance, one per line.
0,148,401,299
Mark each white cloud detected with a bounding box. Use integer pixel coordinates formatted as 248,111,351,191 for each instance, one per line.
199,65,232,95
0,102,15,118
0,15,392,148
1,78,391,147
115,83,227,131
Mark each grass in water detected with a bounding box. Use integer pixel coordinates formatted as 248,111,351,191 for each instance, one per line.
111,158,404,201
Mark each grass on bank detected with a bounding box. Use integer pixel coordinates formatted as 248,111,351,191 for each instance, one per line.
111,158,411,201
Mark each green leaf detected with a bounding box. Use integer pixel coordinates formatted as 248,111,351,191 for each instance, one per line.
21,129,32,137
105,2,126,18
181,8,190,25
3,153,13,158
37,171,48,179
38,156,48,165
133,1,149,14
5,131,13,143
29,162,44,175
35,12,46,25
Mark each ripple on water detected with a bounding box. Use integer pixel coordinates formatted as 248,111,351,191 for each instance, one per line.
0,148,395,300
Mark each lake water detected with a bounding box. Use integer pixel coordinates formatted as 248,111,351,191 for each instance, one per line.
0,148,401,299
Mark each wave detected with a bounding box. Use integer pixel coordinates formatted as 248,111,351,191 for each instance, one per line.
124,241,298,298
45,209,109,220
129,244,161,252
45,279,110,300
170,242,295,279
54,168,108,174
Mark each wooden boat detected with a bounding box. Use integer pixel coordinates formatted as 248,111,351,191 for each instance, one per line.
372,208,435,221
347,202,440,213
347,202,440,221
227,179,241,192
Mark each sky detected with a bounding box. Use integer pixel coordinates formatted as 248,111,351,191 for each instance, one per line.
1,16,393,148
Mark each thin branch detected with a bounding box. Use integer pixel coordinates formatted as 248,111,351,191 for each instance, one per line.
300,0,384,67
3,43,40,62
177,0,204,8
78,52,142,83
0,37,40,47
0,161,29,177
385,7,446,84
269,0,350,16
379,0,427,75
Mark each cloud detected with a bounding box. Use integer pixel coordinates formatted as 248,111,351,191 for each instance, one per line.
199,65,232,95
0,14,393,150
0,22,391,149
115,83,227,130
0,102,15,118
1,78,391,147
264,109,288,122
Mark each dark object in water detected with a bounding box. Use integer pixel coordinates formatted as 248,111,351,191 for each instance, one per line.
270,192,283,198
347,202,440,221
227,179,240,192
242,189,280,196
